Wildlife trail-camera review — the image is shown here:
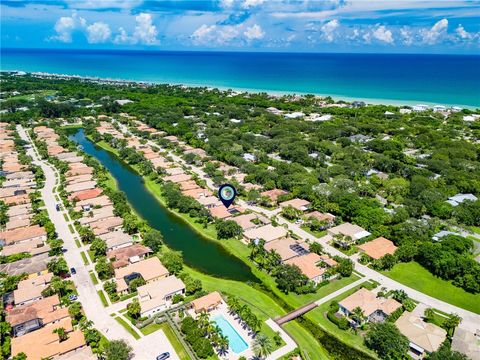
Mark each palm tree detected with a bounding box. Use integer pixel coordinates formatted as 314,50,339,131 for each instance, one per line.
227,296,240,314
197,311,210,329
351,306,365,325
53,327,68,342
217,334,229,356
252,334,273,359
79,319,94,331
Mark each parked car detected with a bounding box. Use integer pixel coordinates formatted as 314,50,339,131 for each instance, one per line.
156,353,170,360
70,267,76,275
69,294,77,301
55,203,61,211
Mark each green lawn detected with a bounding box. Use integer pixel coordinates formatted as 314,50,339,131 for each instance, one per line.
300,225,327,239
68,224,74,234
97,290,108,307
185,266,333,357
382,261,480,314
63,213,69,222
89,271,99,285
140,322,163,335
157,322,191,360
80,251,89,265
115,316,141,340
75,239,81,248
305,282,378,357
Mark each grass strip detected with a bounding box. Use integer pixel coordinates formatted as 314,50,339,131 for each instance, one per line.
97,290,108,307
115,316,141,340
80,251,89,265
89,271,99,285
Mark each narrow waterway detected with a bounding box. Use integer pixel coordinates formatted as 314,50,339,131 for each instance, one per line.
70,129,256,282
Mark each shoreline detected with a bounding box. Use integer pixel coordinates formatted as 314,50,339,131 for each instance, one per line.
3,69,478,110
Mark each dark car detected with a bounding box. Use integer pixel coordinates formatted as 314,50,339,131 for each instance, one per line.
156,352,170,360
56,203,61,211
70,267,76,275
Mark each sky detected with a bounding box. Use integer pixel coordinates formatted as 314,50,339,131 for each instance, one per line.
1,0,480,54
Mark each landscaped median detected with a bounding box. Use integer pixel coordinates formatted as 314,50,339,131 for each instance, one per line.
97,290,109,307
114,315,141,340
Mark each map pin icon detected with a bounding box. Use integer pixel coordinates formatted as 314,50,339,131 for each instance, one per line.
218,184,237,208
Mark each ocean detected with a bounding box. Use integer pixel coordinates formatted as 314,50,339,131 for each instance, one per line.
1,48,479,107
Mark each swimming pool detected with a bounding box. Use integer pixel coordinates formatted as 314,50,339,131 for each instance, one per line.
213,315,249,354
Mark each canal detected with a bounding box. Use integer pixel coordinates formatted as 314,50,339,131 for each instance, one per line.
70,129,256,282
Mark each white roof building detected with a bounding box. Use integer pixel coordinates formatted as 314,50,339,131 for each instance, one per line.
446,193,478,207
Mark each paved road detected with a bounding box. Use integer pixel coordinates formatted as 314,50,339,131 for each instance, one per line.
116,123,480,332
18,125,179,360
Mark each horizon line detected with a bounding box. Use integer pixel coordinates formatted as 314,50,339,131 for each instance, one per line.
3,47,479,57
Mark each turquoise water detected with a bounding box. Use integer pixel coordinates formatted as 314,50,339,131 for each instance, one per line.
213,315,249,354
2,48,479,107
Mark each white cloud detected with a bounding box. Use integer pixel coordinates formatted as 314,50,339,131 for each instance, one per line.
455,24,471,39
421,18,448,44
49,12,86,43
244,24,265,40
400,26,413,45
133,13,159,45
192,22,265,46
66,0,143,10
52,16,76,42
242,0,264,9
320,19,339,42
220,0,234,8
86,22,111,43
114,13,159,45
372,25,393,43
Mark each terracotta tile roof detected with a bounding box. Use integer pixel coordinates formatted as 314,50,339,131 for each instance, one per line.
265,238,309,262
7,295,69,327
339,288,402,317
107,244,152,269
285,253,324,280
11,318,86,360
358,237,397,260
191,291,223,313
260,189,288,202
69,188,103,201
139,275,185,313
395,312,447,353
0,225,47,245
244,224,288,243
279,198,311,210
115,257,169,292
304,211,335,223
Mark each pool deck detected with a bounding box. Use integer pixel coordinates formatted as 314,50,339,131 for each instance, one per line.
188,301,297,360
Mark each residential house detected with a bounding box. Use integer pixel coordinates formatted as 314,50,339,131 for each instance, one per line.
279,198,311,212
138,275,186,317
0,253,53,277
14,273,53,306
446,193,478,207
231,213,269,231
328,223,371,248
260,189,288,203
68,188,103,202
338,288,401,325
11,318,86,360
0,225,47,246
244,224,288,243
395,312,447,358
191,291,223,313
114,257,169,294
7,295,69,337
304,211,335,227
264,238,309,262
107,244,152,269
285,253,329,283
357,237,398,260
100,231,134,251
1,238,50,257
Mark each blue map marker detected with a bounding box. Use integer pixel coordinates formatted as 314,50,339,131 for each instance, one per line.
218,184,237,208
